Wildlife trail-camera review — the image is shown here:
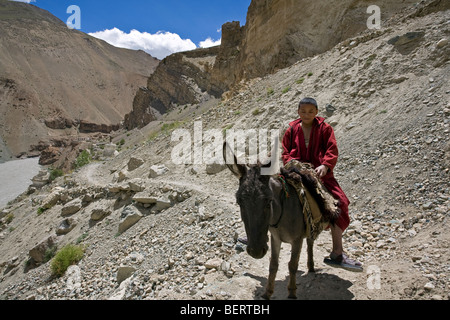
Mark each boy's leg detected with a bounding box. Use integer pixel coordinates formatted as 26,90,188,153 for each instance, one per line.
325,224,363,272
330,224,343,256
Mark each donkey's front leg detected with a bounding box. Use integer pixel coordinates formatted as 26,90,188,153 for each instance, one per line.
288,238,303,299
263,234,281,300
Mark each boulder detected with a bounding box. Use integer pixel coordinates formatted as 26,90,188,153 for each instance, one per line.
89,200,112,221
108,183,129,193
128,179,145,192
31,170,51,188
56,218,77,235
127,157,144,171
204,257,223,269
132,192,157,204
61,198,82,217
388,31,425,55
206,163,226,175
41,188,63,209
149,165,169,178
28,234,58,263
118,206,143,234
154,197,172,212
116,266,136,285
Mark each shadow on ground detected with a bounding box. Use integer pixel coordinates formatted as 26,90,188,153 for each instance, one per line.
249,269,355,300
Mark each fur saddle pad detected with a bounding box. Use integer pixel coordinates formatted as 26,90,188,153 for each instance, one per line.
281,160,340,239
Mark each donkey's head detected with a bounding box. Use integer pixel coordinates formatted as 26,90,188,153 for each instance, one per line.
223,142,274,259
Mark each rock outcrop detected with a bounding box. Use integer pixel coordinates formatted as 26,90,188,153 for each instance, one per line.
124,47,223,129
126,0,420,130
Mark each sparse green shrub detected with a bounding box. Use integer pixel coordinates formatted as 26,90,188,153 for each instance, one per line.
148,121,185,142
267,88,274,96
37,207,47,215
282,87,290,94
75,149,91,169
44,246,58,263
76,233,89,244
296,78,305,84
222,124,234,135
5,213,14,224
50,244,85,277
161,121,183,133
252,108,262,116
49,168,64,181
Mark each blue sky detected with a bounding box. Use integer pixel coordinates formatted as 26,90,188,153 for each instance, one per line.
13,0,251,59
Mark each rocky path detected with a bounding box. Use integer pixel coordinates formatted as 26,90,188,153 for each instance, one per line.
1,155,447,301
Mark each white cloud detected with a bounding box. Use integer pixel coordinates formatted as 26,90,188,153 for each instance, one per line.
199,37,222,48
10,0,36,3
89,28,197,60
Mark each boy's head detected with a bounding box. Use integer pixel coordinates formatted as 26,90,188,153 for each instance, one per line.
298,97,318,124
298,97,318,110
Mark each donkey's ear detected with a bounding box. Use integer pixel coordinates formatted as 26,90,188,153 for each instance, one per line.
223,142,246,178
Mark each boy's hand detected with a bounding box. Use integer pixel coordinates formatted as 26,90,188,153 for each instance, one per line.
315,165,329,178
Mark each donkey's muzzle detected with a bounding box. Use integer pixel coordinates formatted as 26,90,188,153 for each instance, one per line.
247,244,268,259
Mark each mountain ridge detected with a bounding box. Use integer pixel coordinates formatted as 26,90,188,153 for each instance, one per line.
0,0,159,162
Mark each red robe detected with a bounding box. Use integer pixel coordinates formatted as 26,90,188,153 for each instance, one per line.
282,117,350,231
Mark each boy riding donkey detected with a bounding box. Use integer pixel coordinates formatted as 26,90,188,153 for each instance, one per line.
238,97,362,272
281,97,362,272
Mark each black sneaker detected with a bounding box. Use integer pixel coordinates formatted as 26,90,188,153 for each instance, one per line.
323,253,363,272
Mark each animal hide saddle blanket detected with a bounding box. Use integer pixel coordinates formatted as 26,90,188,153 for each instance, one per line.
281,160,341,240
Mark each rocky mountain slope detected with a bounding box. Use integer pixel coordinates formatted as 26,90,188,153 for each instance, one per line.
0,0,449,301
125,0,422,130
0,0,159,161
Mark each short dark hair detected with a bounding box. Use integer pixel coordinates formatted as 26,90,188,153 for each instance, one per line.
299,97,318,109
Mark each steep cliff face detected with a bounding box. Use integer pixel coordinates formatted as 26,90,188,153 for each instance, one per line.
124,47,223,129
211,21,246,92
238,0,419,79
124,22,244,129
126,0,421,130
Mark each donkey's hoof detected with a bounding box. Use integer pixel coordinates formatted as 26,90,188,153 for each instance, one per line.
288,292,297,299
262,292,272,300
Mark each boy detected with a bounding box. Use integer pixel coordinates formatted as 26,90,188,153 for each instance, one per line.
282,97,362,272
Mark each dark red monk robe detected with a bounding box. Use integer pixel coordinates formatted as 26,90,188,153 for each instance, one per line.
281,117,350,231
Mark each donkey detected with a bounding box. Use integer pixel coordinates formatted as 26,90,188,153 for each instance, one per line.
224,142,314,300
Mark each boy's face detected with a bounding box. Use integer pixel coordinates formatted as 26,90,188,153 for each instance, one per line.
298,104,318,125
